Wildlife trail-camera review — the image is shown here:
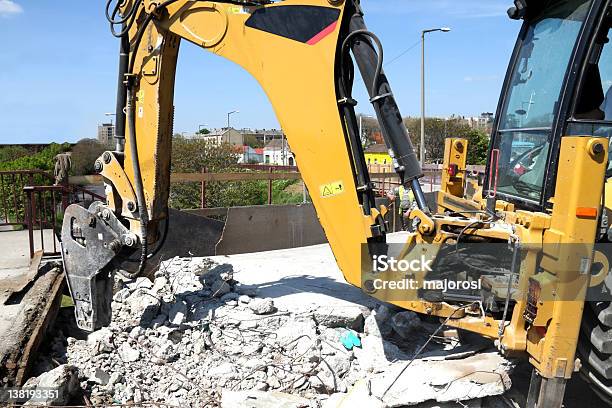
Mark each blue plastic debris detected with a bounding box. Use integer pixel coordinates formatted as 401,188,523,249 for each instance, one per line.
340,330,362,350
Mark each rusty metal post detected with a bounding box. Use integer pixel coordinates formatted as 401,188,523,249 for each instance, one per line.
39,191,44,255
60,183,69,211
200,167,207,208
24,188,34,259
267,168,273,205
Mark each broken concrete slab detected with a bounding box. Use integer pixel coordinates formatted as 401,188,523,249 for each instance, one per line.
221,389,313,408
23,364,80,406
390,311,421,339
29,240,517,407
0,263,64,387
362,351,512,407
87,327,114,355
117,342,140,362
312,305,367,332
248,298,276,315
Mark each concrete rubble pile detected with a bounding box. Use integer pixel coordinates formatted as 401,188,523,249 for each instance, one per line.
26,256,516,407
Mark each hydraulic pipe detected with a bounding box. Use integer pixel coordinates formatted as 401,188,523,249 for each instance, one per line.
114,29,129,152
347,9,430,212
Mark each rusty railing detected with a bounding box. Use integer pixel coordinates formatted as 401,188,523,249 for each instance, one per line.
23,184,105,259
0,170,55,227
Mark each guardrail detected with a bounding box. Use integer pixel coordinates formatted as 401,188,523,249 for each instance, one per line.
0,170,56,227
0,169,106,258
23,184,105,259
171,164,487,209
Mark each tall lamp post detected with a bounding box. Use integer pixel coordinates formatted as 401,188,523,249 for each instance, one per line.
359,114,376,145
421,27,451,164
105,112,116,125
227,110,239,129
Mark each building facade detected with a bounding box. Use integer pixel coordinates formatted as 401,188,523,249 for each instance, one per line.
236,145,264,164
364,144,392,166
263,139,294,166
97,123,115,147
196,128,245,146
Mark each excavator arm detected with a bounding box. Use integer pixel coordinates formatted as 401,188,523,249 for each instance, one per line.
61,0,429,331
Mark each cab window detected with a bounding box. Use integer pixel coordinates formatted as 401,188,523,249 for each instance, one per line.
493,0,592,203
567,15,612,174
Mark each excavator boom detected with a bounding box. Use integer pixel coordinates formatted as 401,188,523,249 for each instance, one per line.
61,0,427,331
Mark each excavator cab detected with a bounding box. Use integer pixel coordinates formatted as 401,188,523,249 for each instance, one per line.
446,0,612,404
487,0,612,210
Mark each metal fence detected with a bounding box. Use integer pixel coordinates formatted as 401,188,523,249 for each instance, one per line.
0,170,55,227
172,165,487,209
0,169,105,258
22,184,104,258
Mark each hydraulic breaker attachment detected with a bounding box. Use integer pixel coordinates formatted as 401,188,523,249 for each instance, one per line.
61,202,138,331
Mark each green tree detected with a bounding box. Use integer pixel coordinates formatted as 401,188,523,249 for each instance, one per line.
244,135,263,149
196,128,210,135
404,117,490,165
71,139,106,175
464,129,490,165
169,136,303,209
0,143,71,172
0,146,29,163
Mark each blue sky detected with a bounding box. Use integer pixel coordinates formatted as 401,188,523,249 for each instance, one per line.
0,0,520,144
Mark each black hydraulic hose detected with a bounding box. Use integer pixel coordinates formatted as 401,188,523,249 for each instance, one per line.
124,81,149,277
106,0,140,38
106,0,136,25
114,30,129,152
411,179,428,211
340,29,384,99
346,11,429,213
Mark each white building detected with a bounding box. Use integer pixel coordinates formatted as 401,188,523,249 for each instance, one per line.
236,146,264,164
194,128,244,146
263,139,295,166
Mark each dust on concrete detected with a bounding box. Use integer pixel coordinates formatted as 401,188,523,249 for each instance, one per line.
24,245,518,407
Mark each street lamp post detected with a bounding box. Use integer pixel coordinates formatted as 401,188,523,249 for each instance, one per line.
105,112,116,126
421,27,451,164
359,114,376,145
227,110,239,129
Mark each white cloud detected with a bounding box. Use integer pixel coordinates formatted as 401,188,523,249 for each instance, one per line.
0,0,23,17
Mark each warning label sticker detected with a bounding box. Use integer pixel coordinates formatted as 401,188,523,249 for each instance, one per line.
228,6,251,14
320,181,345,199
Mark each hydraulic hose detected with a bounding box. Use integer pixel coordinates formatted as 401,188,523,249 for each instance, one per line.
114,29,129,152
345,10,430,213
124,77,149,277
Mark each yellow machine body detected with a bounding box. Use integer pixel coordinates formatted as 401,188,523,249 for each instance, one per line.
70,1,612,403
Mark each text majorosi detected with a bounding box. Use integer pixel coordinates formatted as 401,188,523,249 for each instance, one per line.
372,255,433,273
372,278,482,292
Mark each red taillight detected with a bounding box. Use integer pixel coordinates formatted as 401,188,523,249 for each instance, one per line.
513,163,527,176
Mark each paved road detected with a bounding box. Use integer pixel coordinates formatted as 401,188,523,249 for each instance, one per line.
0,229,55,276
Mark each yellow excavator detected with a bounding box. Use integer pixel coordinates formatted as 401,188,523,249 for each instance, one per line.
60,0,612,406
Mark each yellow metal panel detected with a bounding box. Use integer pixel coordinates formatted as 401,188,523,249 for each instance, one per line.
527,137,608,378
440,138,468,200
122,0,374,286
